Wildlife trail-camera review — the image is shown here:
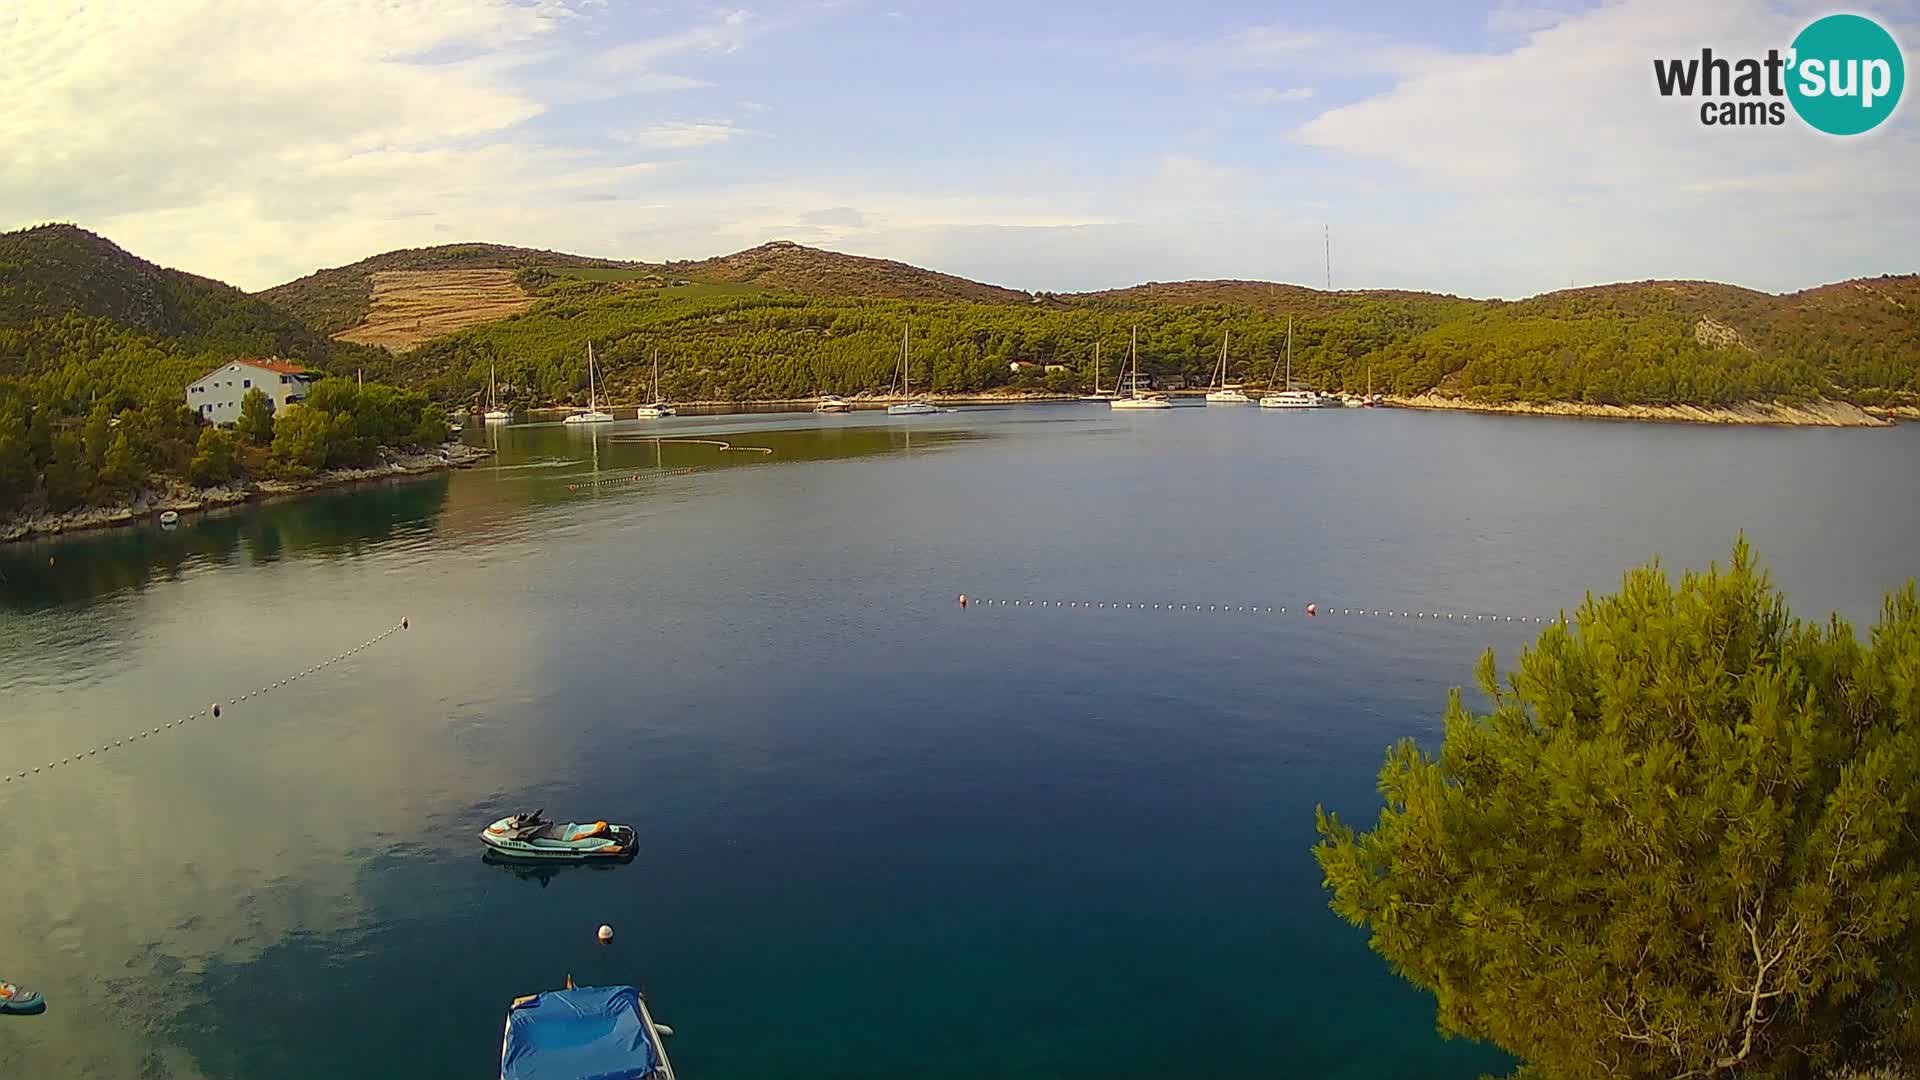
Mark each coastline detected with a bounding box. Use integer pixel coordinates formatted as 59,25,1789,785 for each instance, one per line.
1384,394,1901,428
1,442,494,545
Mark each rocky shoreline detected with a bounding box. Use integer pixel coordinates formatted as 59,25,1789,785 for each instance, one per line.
1387,394,1901,428
1,442,494,545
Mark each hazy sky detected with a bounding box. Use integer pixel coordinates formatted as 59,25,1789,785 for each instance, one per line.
3,0,1916,296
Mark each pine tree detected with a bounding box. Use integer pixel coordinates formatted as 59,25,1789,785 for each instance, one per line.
1315,539,1920,1078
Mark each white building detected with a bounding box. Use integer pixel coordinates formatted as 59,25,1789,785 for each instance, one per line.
186,359,312,424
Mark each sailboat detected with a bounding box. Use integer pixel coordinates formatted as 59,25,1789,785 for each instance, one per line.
886,323,938,415
1260,317,1321,409
1110,326,1171,410
563,342,615,424
1205,329,1251,403
484,363,511,422
1079,340,1118,401
635,348,676,418
1363,363,1382,407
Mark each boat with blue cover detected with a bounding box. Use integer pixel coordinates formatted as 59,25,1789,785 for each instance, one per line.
0,980,44,1015
480,810,636,862
501,981,675,1080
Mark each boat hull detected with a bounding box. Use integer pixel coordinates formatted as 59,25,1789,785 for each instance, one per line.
886,403,939,415
1110,398,1172,410
1205,391,1252,403
634,406,676,419
563,413,614,425
480,820,637,862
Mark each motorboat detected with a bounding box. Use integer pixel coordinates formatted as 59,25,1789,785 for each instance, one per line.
0,979,44,1015
1259,317,1323,409
158,510,180,527
635,348,676,418
564,343,615,425
480,811,635,861
1110,326,1172,410
814,394,853,413
1205,330,1251,403
502,981,675,1080
886,323,939,415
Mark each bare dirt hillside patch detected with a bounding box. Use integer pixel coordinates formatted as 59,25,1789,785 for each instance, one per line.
332,270,533,350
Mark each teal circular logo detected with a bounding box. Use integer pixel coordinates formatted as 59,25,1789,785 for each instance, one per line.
1787,14,1904,135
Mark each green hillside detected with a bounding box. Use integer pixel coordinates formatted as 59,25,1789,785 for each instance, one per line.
367,268,1920,409
0,224,383,410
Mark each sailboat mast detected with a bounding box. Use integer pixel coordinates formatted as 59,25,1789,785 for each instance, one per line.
1130,325,1138,396
588,342,597,410
652,346,659,402
1285,317,1293,390
1093,340,1101,394
902,323,910,396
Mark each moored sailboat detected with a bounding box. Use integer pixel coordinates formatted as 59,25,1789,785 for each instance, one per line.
563,343,614,424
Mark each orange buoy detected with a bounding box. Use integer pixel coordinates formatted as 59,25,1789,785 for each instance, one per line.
958,594,968,607
1306,603,1318,617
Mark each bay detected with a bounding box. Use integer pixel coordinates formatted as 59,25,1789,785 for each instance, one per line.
3,404,1917,1079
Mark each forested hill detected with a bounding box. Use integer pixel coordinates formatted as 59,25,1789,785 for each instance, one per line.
1,225,336,359
364,267,1920,410
259,242,651,335
0,224,382,410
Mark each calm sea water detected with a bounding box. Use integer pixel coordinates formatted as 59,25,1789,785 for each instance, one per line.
3,404,1917,1080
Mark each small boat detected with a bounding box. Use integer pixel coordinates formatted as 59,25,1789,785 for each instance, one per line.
502,981,675,1080
158,510,179,527
0,980,44,1015
1110,326,1172,410
480,810,635,861
1205,330,1251,403
814,394,853,413
485,363,511,422
1260,317,1323,409
564,343,615,425
886,324,939,415
635,348,676,419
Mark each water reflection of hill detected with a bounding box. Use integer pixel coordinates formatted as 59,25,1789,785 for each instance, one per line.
1,418,991,611
0,478,451,610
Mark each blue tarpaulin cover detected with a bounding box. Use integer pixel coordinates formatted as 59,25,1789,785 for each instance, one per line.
501,985,660,1080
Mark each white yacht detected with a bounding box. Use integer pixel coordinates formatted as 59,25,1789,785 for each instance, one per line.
563,342,615,424
635,347,676,418
484,363,511,422
1205,329,1251,403
1079,340,1118,401
887,324,939,415
1110,326,1172,410
814,394,853,413
1260,317,1322,410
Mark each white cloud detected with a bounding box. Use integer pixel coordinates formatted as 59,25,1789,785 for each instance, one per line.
1232,86,1317,105
617,121,748,149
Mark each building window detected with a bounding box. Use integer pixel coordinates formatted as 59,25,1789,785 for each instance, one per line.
243,379,251,388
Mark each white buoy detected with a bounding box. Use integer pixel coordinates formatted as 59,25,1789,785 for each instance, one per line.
598,924,614,943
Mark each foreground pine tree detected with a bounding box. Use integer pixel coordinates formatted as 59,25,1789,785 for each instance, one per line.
1316,540,1920,1078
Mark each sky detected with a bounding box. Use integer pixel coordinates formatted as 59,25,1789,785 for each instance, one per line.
2,0,1917,297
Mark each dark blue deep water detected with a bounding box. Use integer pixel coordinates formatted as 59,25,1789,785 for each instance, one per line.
3,404,1917,1079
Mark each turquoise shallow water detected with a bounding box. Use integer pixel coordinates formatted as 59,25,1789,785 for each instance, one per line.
2,404,1917,1079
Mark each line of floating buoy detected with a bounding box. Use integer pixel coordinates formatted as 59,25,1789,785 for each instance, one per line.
609,437,774,455
2,618,411,787
956,595,1565,626
566,468,698,492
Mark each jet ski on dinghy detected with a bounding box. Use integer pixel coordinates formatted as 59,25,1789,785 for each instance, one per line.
480,810,636,862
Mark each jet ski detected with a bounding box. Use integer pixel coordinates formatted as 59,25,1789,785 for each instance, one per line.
480,810,636,862
0,980,44,1015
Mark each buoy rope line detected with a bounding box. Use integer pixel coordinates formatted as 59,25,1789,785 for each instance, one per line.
955,595,1565,625
566,468,698,492
608,436,774,455
2,618,411,787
